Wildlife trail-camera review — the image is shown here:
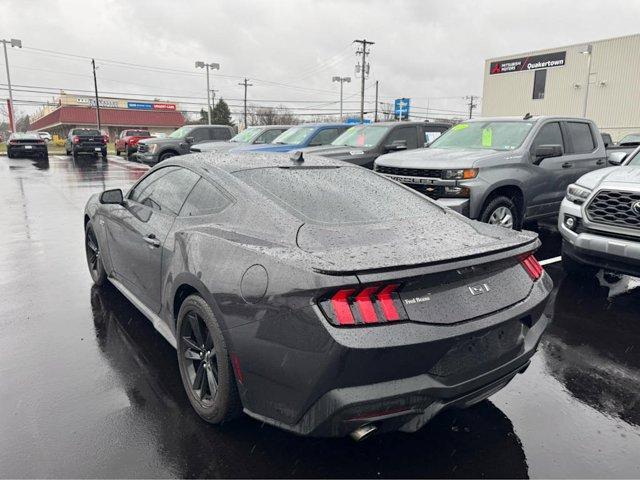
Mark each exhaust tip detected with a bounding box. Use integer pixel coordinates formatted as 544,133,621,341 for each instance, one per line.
350,424,378,442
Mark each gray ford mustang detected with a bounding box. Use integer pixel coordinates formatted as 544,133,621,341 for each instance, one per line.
83,152,552,439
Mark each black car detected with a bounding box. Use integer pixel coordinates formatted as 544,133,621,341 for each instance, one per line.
6,132,48,159
136,125,234,165
301,121,450,169
84,152,551,438
65,128,108,160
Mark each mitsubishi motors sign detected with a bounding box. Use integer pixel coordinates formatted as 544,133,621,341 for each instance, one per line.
490,51,566,74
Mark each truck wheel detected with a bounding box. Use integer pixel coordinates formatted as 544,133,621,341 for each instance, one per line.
115,148,120,156
561,244,598,279
65,148,71,156
176,294,242,424
159,151,176,162
72,149,78,161
480,196,521,230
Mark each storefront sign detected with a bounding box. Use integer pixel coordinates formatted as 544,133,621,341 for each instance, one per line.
75,97,119,108
127,102,177,110
490,51,566,75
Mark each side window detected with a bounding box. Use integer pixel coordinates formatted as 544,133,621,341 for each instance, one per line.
130,167,200,215
423,129,444,146
190,128,210,143
309,128,341,146
567,122,596,154
212,128,231,140
387,126,419,149
256,129,283,144
531,122,564,153
180,178,232,216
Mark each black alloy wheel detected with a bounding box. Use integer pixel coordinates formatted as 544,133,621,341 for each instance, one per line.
180,311,219,407
85,222,106,285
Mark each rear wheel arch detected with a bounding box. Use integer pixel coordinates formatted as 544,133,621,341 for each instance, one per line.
171,276,223,328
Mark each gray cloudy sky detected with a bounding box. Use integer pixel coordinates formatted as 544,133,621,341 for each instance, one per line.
3,0,640,123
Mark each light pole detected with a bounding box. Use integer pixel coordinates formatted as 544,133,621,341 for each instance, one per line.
332,76,351,122
580,44,593,118
195,61,220,124
1,38,21,133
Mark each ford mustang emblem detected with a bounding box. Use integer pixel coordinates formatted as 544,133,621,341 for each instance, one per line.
632,200,640,215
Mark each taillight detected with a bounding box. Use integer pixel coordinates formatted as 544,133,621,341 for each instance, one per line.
320,284,408,326
72,135,80,144
102,135,108,144
520,253,543,280
9,139,16,144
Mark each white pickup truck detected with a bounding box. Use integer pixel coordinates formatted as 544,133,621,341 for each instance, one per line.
559,146,640,278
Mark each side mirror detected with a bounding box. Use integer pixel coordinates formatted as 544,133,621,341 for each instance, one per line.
184,136,195,144
533,144,563,164
607,151,627,165
189,146,202,153
100,188,124,205
385,139,408,152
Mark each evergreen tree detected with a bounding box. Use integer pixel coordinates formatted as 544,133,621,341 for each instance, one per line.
211,99,234,126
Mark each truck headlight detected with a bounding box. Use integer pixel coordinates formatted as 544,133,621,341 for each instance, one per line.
566,184,591,204
148,144,158,154
442,168,478,180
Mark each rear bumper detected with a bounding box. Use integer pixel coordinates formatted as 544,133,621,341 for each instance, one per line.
73,145,106,154
8,145,48,156
234,272,553,437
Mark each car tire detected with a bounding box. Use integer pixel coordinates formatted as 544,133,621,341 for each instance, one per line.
85,221,107,286
72,149,78,161
176,294,242,424
102,150,108,161
115,149,120,156
158,151,176,162
65,148,71,156
7,150,13,159
561,244,599,279
480,196,522,230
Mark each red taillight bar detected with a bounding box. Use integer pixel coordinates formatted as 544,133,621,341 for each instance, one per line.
520,253,543,280
323,284,407,327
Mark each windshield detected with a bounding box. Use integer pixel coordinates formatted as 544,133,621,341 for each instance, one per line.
234,166,437,224
73,129,101,136
231,127,262,143
11,132,40,140
272,126,315,145
169,126,193,139
619,134,640,145
429,121,534,151
126,130,150,137
626,147,640,166
331,125,391,148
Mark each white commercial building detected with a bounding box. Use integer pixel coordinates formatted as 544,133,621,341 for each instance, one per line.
482,33,640,141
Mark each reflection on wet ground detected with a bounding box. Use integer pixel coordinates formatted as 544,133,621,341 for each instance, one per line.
0,155,639,478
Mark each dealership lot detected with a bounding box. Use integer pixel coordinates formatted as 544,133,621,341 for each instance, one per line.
0,155,639,477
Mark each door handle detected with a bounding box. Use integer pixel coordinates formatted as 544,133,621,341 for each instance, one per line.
143,234,160,247
596,159,606,165
561,162,573,169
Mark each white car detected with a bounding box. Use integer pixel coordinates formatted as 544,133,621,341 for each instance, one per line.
558,147,640,278
37,131,52,142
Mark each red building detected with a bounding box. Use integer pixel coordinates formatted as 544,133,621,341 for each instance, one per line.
29,94,185,140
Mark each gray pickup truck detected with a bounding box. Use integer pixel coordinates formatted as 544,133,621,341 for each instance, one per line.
374,116,608,229
559,145,640,278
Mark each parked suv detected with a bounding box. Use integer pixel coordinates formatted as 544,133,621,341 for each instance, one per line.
301,122,450,169
374,116,607,229
559,146,640,278
136,125,234,165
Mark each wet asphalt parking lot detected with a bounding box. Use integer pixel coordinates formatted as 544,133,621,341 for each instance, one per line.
1,154,639,478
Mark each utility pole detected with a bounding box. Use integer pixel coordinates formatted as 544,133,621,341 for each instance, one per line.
195,61,220,125
238,78,252,129
211,89,219,110
354,39,374,122
91,59,101,130
466,95,477,119
374,80,379,122
332,76,351,122
1,38,21,133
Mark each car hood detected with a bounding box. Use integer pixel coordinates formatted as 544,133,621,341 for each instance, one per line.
577,166,640,190
300,144,374,159
196,142,240,152
296,212,538,274
139,137,180,146
375,147,516,169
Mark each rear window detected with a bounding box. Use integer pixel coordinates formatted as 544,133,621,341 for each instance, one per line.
233,167,439,224
127,130,150,136
73,129,101,136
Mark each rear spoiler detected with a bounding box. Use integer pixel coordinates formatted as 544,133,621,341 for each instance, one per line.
314,236,541,283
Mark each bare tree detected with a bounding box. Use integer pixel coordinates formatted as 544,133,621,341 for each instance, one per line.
248,104,300,126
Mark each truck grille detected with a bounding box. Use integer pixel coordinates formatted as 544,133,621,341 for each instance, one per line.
586,189,640,229
137,143,149,153
375,166,443,179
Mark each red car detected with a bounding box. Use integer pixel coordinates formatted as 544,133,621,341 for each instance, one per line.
115,129,152,157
